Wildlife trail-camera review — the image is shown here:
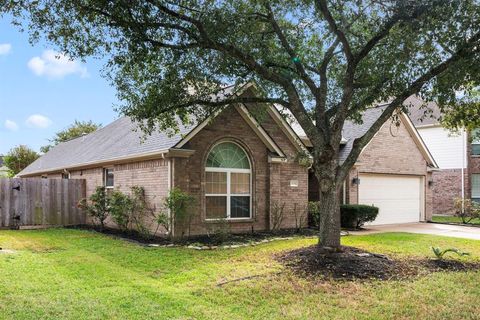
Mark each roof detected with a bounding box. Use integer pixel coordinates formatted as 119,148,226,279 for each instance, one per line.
338,107,387,164
338,106,438,167
403,96,442,127
19,117,196,176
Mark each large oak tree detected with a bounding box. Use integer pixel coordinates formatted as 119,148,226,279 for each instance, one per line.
3,0,479,249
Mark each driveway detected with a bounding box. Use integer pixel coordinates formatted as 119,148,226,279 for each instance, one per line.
349,222,480,240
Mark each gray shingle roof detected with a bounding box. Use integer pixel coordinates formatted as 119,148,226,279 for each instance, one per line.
339,106,387,164
403,95,442,127
19,117,196,175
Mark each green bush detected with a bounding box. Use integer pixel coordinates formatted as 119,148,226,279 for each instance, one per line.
340,204,379,229
78,187,110,230
109,190,134,232
308,201,321,228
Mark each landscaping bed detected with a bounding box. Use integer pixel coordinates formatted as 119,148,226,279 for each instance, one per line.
68,224,318,247
277,245,480,281
430,215,480,227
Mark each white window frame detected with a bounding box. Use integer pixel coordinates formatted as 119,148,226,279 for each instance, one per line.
205,142,252,221
104,168,114,189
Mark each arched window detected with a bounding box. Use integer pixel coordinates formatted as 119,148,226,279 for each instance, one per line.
205,142,251,219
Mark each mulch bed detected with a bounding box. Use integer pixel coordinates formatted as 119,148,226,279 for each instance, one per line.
68,224,317,246
277,245,480,281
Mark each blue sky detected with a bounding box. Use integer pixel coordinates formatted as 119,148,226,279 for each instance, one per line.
0,16,118,155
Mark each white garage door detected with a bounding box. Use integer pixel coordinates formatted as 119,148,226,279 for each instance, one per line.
358,174,423,225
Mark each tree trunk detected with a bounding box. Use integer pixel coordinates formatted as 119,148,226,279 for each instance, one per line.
314,159,342,250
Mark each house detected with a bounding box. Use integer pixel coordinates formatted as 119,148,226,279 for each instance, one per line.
407,96,480,214
18,85,437,234
0,156,9,177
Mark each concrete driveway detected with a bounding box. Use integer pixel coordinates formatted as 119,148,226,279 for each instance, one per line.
349,222,480,240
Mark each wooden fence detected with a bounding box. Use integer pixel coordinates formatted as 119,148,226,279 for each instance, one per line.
0,178,86,228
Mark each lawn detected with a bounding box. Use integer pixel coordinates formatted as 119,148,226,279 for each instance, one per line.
0,229,479,320
431,215,480,225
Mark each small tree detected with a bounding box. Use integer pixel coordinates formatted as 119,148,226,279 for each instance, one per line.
78,186,110,230
3,145,39,177
270,201,286,232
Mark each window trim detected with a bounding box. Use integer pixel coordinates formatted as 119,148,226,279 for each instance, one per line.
471,129,480,156
103,167,114,189
205,142,252,221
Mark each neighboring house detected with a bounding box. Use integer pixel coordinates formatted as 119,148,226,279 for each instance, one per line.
407,96,480,214
0,156,9,177
18,85,437,234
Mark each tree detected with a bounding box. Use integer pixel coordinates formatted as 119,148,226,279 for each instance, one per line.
3,0,479,250
41,120,101,153
3,145,40,177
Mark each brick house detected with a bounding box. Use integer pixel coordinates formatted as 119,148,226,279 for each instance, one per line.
18,86,437,235
407,96,480,215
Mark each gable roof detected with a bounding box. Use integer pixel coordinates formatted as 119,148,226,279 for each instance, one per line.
19,117,196,176
338,106,438,167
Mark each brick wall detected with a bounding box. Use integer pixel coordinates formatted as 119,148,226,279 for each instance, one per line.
173,106,308,236
431,169,464,214
346,117,432,220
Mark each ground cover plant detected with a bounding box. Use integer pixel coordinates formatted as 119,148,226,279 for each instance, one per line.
1,229,480,320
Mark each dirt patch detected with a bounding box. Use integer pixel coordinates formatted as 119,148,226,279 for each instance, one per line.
277,245,480,281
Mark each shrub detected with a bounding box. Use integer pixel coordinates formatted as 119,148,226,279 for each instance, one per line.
453,198,480,224
109,190,134,232
308,201,321,228
270,201,286,231
78,186,110,230
340,204,379,229
159,187,195,239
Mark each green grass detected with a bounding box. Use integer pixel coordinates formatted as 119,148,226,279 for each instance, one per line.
1,229,480,320
431,215,480,225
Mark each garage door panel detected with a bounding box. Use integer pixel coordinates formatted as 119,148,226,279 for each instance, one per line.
358,174,422,225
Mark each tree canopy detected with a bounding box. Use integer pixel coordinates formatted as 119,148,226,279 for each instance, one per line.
41,120,101,153
3,0,479,248
3,145,40,177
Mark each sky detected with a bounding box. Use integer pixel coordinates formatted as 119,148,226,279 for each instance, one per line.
0,16,118,155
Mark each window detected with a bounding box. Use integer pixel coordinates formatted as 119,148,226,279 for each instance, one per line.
472,129,480,156
472,174,480,203
104,168,114,188
205,142,251,219
62,172,70,179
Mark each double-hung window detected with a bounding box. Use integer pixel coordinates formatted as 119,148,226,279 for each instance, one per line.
104,168,114,189
205,142,251,220
472,129,480,156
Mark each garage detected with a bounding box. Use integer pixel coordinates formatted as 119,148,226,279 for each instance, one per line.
358,174,424,225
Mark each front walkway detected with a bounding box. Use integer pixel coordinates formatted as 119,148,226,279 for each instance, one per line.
349,222,480,240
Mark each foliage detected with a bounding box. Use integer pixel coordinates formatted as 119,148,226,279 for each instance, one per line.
270,202,286,231
78,186,110,230
431,247,470,260
308,201,321,228
4,0,479,248
109,190,134,232
453,198,480,224
206,218,231,244
340,204,379,229
160,187,195,238
3,145,39,177
41,120,101,153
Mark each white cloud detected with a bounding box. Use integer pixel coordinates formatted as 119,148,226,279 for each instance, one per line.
0,43,11,55
27,49,88,79
26,114,52,129
4,119,18,131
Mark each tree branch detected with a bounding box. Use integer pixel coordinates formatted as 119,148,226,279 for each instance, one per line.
337,30,480,183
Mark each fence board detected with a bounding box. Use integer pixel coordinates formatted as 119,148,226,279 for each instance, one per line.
0,178,86,228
